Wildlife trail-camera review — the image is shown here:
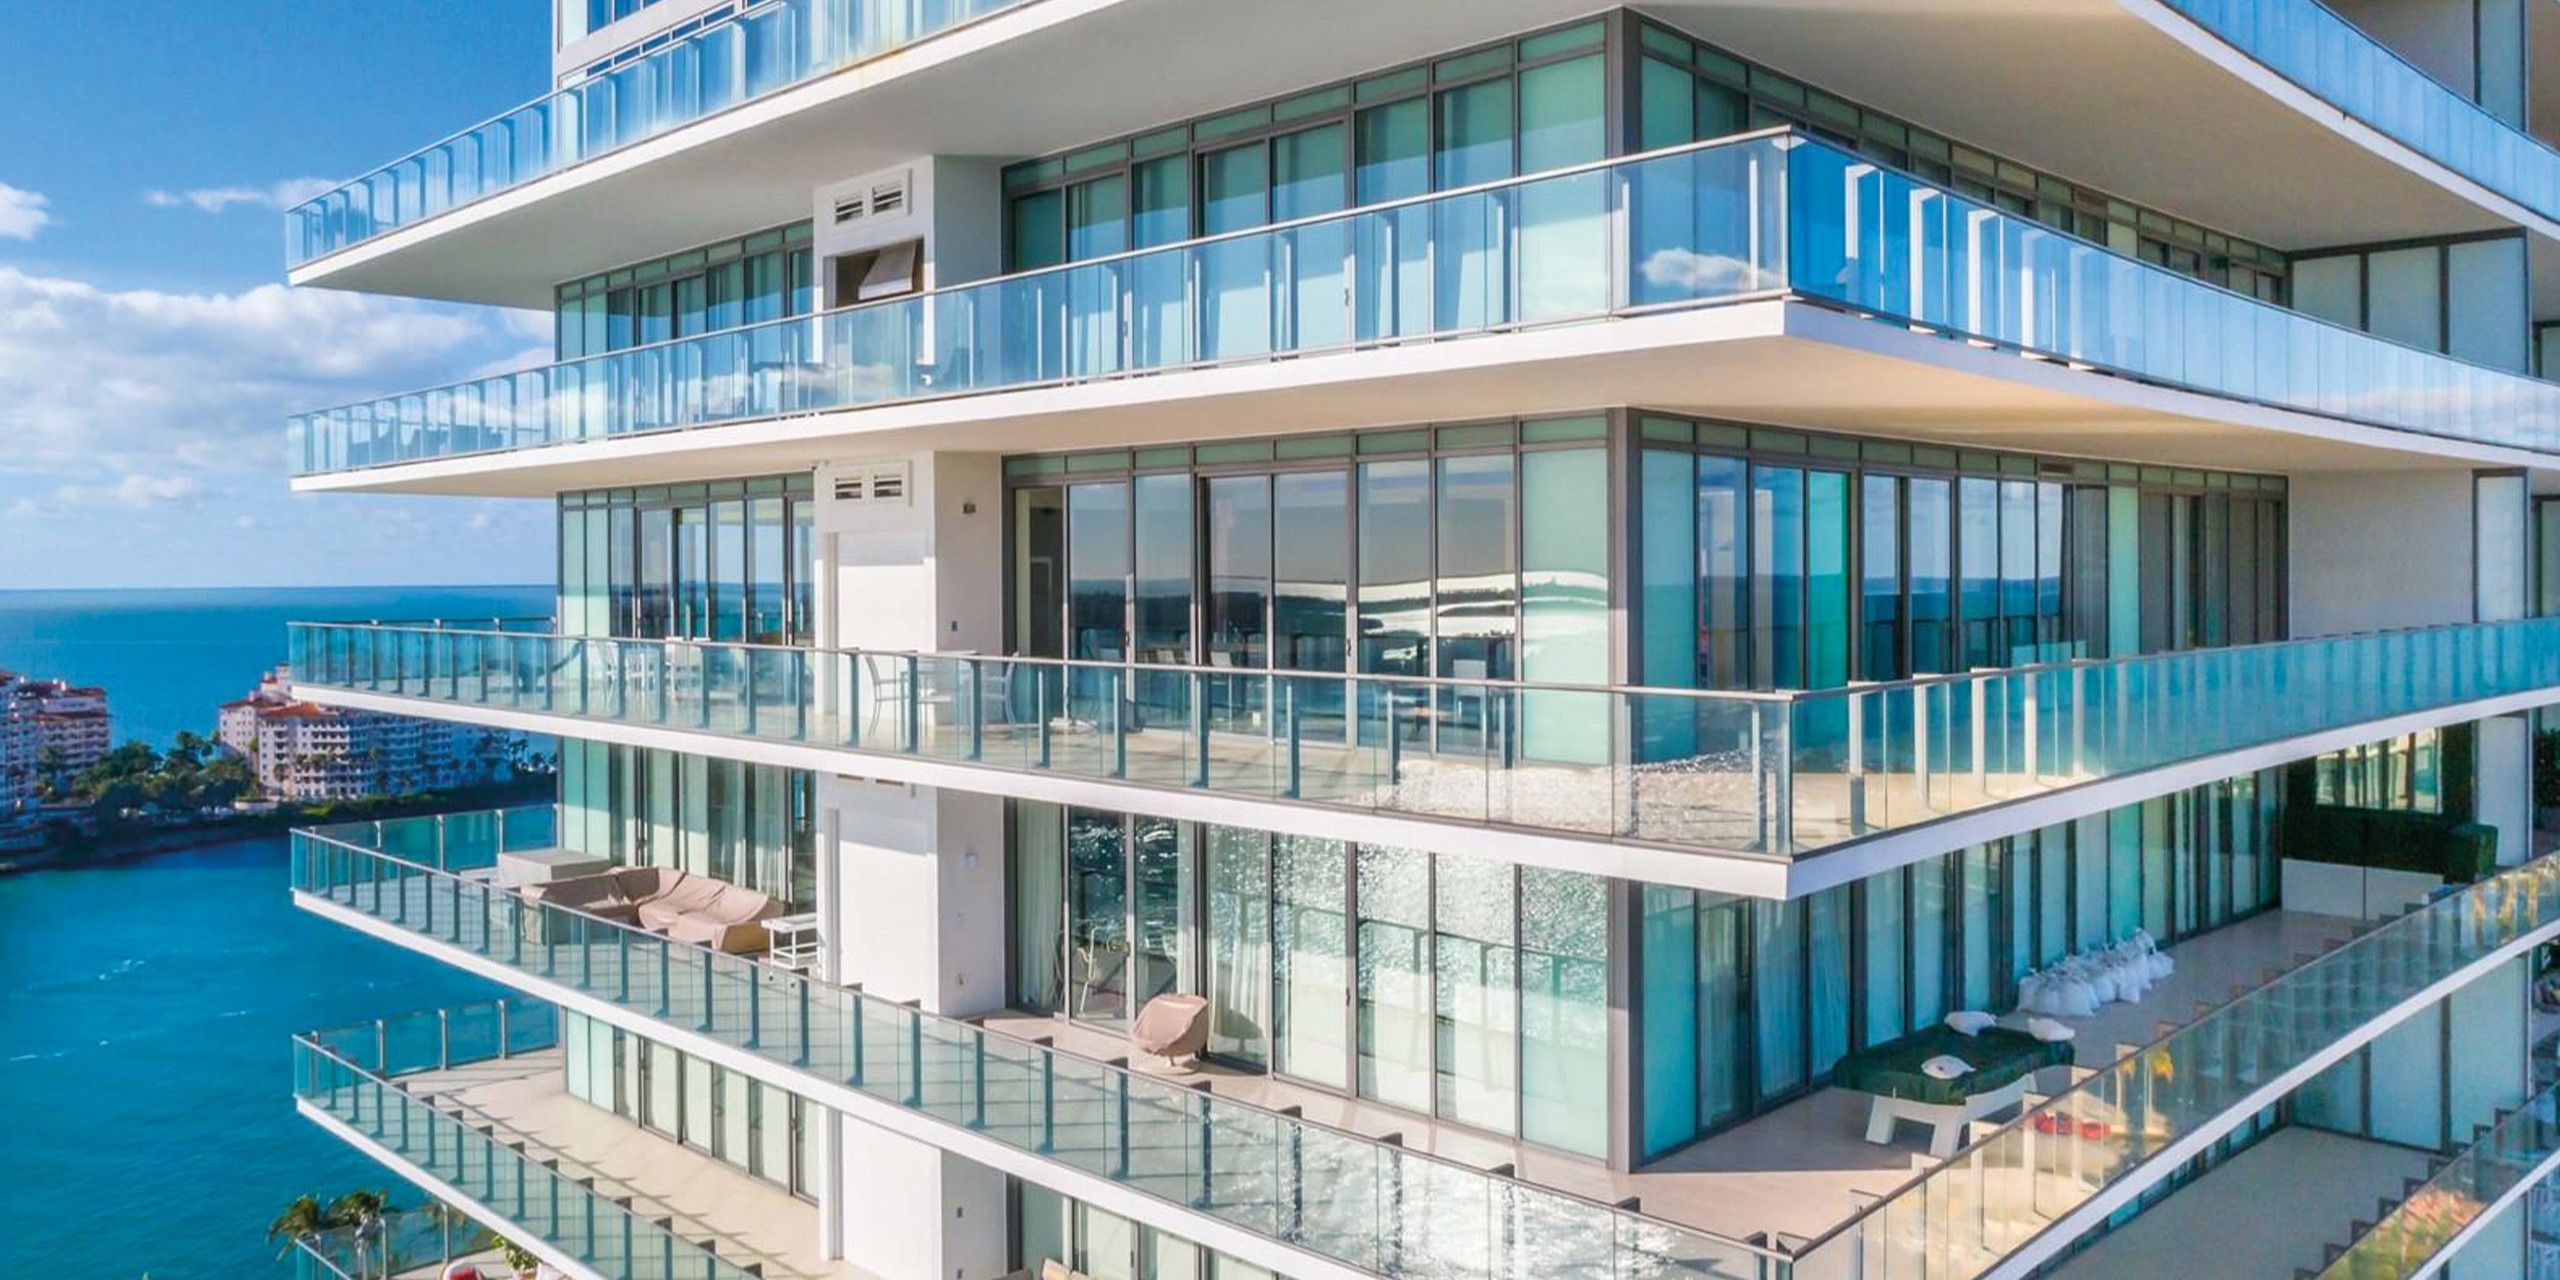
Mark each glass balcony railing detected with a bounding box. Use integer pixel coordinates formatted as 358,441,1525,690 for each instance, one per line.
293,1003,762,1280
288,1207,490,1280
2164,0,2560,225
2311,1080,2560,1279
285,0,1036,265
289,812,1786,1280
289,615,2560,860
1787,851,2560,1280
290,129,2560,478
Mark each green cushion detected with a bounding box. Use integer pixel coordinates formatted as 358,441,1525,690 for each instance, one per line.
1832,1024,2075,1107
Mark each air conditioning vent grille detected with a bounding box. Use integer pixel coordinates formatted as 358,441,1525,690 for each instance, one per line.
830,461,913,507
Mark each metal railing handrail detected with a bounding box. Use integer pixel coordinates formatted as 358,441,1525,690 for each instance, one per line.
296,1015,772,1274
293,1028,753,1280
1791,847,2560,1265
2163,0,2560,206
292,814,1791,1269
2309,1075,2560,1279
292,120,2556,430
290,612,2560,709
287,0,1046,263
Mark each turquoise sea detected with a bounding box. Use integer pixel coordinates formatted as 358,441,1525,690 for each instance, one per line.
0,585,551,748
0,586,550,1277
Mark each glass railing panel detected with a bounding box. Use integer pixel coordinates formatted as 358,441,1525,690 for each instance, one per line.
286,0,1040,264
1791,852,2560,1280
289,616,2560,860
293,130,2560,482
289,813,1787,1279
292,1027,752,1280
2163,0,2560,224
2314,1081,2560,1279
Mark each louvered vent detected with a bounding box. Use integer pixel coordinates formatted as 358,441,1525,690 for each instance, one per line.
831,461,912,506
832,174,910,226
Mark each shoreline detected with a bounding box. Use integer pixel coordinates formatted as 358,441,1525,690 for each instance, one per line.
0,780,552,877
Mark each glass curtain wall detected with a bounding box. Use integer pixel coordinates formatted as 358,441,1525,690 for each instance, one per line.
1637,770,2281,1158
1634,418,2285,726
557,739,818,908
554,223,815,361
558,475,817,643
2289,235,2530,373
560,1010,815,1198
1003,417,1610,762
1001,21,1607,272
1008,800,1611,1157
1016,1181,1281,1280
1629,17,2290,300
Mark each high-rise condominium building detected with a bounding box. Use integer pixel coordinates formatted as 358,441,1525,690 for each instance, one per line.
274,4,2560,1279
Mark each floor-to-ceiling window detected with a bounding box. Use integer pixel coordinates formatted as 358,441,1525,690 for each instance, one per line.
1015,1181,1282,1280
1001,22,1607,273
1632,419,2285,714
561,1011,815,1199
1004,417,1609,762
554,223,814,361
556,739,816,907
1008,801,1611,1158
558,475,818,644
1636,769,2281,1159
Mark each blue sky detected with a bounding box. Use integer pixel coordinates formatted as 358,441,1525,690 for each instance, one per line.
0,1,566,588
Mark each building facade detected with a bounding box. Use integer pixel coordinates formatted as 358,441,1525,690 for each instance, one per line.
219,665,513,801
277,5,2560,1280
0,672,111,803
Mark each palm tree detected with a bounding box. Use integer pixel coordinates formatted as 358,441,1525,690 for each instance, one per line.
329,1188,391,1279
266,1194,337,1261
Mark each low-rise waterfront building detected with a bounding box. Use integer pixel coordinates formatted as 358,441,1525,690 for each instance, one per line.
218,665,514,802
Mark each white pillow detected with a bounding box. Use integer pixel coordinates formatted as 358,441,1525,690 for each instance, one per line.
1921,1054,1975,1080
2024,1016,2078,1043
1944,1010,1998,1037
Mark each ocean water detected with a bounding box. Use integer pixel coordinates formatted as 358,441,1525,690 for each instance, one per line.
0,586,544,1275
0,584,552,748
0,834,501,1278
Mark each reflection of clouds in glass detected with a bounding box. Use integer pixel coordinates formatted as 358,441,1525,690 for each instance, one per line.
1639,248,1768,295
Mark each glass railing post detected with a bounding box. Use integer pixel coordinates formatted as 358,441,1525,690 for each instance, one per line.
1285,679,1303,799
905,654,921,752
1190,671,1209,787
1110,668,1128,779
1038,1051,1055,1153
1029,665,1049,762
971,1033,988,1129
966,659,983,762
905,1008,924,1107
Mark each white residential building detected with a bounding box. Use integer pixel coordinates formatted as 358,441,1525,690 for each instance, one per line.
0,671,111,802
275,4,2560,1280
218,665,510,801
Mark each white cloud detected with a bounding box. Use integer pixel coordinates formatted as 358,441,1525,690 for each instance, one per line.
143,177,340,215
0,266,506,490
0,184,50,241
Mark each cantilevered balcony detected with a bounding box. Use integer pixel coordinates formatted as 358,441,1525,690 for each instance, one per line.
288,130,2560,490
293,1002,762,1280
293,813,2560,1280
1784,852,2560,1280
287,822,1792,1280
2157,0,2560,226
299,998,859,1280
2297,1079,2560,1280
285,0,1040,267
289,616,2560,895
